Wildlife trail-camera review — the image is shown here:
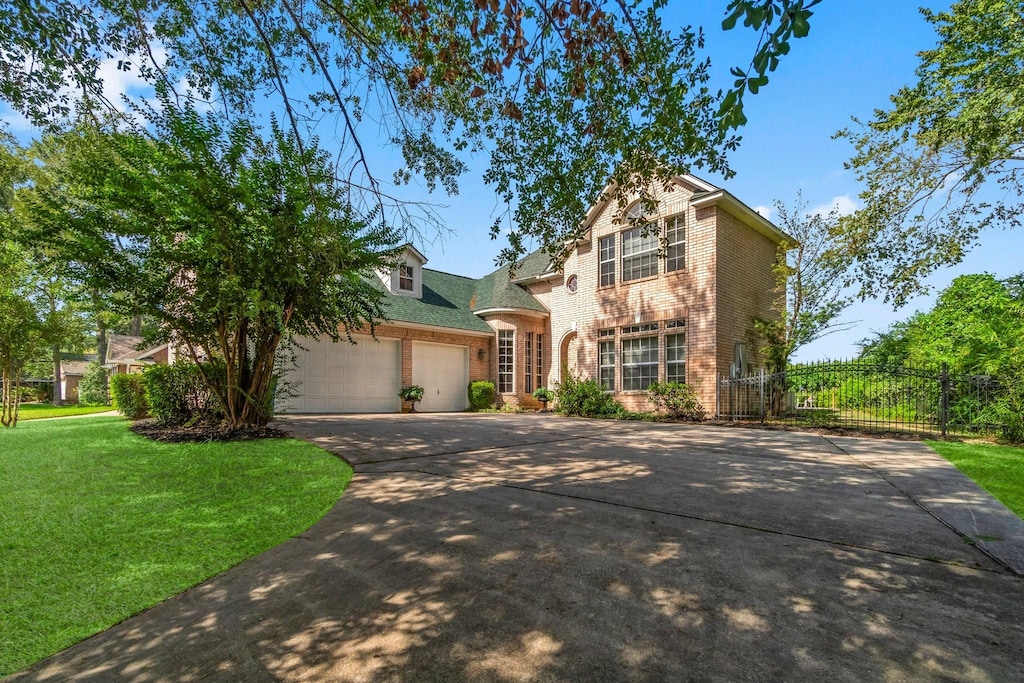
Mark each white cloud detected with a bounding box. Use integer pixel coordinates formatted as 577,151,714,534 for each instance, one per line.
753,205,773,221
809,194,859,218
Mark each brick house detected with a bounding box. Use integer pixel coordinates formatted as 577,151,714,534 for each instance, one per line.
279,174,791,415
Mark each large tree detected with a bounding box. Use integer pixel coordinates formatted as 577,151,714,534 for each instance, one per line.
834,0,1024,306
19,109,395,427
1,0,819,265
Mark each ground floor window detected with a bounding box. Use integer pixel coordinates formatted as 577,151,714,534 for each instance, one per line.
536,334,544,390
666,333,686,383
524,332,534,393
622,336,658,391
599,340,615,391
498,330,514,392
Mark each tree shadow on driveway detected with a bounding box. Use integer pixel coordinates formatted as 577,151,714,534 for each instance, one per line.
11,415,1024,682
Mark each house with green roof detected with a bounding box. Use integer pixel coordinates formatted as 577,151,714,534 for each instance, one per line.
279,174,792,414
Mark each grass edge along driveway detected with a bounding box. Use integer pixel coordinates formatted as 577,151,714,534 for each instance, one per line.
17,404,114,420
0,416,352,677
927,439,1024,520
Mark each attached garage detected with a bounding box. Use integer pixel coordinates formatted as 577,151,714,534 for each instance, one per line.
412,341,469,412
279,335,401,413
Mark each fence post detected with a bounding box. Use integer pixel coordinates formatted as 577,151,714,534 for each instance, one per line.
716,374,721,420
939,362,950,436
759,368,766,423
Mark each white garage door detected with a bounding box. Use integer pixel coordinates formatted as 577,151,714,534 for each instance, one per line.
412,341,469,412
280,335,401,413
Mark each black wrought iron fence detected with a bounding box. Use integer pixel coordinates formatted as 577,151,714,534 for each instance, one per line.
717,360,1005,436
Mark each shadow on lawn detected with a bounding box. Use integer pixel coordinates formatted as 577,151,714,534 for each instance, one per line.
10,415,1024,682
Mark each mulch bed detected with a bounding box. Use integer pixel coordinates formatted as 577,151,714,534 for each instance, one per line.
130,420,290,443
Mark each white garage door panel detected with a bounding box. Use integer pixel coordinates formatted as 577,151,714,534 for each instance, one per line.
280,335,401,413
412,342,469,412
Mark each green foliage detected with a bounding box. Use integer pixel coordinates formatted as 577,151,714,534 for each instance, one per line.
21,109,395,428
108,373,148,420
834,0,1024,305
554,373,621,418
0,1,817,272
646,381,707,421
77,360,108,405
531,387,554,402
0,241,43,428
754,193,851,372
398,385,425,402
0,416,350,675
468,381,496,411
143,363,222,426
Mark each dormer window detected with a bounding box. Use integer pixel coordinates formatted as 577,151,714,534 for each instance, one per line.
399,264,414,291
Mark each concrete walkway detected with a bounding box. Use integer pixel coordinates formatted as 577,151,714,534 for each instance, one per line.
9,415,1024,682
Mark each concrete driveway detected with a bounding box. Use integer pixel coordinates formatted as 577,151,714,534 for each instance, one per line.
11,414,1024,682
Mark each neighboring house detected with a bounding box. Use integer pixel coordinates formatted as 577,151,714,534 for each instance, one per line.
279,174,792,415
59,359,92,404
104,335,171,375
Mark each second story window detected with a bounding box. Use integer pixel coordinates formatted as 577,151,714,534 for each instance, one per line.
621,226,658,282
399,264,414,291
599,235,615,287
665,215,685,272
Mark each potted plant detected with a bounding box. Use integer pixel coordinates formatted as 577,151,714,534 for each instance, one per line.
532,387,554,412
398,385,425,412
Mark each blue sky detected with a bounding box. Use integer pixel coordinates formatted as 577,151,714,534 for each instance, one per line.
4,1,1020,361
412,0,1023,361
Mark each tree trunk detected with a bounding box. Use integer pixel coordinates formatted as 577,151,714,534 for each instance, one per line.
52,344,62,405
129,314,142,337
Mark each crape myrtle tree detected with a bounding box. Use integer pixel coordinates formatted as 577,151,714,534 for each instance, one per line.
834,0,1024,306
753,194,850,415
21,110,396,427
1,0,820,266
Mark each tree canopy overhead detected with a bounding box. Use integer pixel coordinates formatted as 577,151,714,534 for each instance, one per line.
1,0,819,264
834,0,1024,306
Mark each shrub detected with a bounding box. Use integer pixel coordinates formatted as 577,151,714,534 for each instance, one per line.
555,373,620,417
77,361,109,405
646,381,706,421
468,381,496,411
109,373,149,420
144,363,222,426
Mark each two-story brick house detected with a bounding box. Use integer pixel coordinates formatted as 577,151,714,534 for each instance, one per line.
278,174,791,415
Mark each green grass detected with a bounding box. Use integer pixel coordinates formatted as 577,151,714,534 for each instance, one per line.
0,417,352,676
16,403,114,420
927,440,1024,519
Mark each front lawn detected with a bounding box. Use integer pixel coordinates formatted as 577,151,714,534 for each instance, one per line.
927,440,1024,519
0,417,352,676
16,403,114,420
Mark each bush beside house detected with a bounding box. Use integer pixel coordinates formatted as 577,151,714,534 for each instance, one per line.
109,374,148,420
468,381,496,411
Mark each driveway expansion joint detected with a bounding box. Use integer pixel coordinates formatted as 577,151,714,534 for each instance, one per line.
359,466,1006,576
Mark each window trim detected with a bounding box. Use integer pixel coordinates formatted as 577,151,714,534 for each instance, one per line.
498,330,514,393
666,332,686,384
599,235,616,287
621,335,658,392
665,214,686,273
621,225,659,282
536,333,544,391
599,340,616,392
524,331,534,394
398,264,414,291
